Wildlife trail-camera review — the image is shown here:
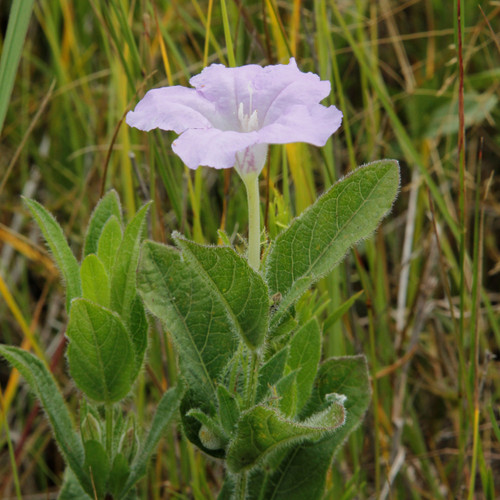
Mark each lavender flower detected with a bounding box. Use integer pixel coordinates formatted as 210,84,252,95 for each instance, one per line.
126,58,342,176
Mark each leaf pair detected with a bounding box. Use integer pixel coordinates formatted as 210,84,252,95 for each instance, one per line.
24,191,150,403
137,233,270,401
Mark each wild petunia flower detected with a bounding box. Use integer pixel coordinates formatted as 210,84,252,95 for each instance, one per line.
126,58,342,177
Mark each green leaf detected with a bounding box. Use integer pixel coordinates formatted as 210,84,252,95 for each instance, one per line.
66,298,135,403
97,215,123,274
259,355,371,500
83,190,122,257
425,92,498,138
323,290,364,331
128,294,148,378
179,388,225,459
217,477,235,500
108,453,130,499
226,398,345,473
276,370,298,418
137,241,239,398
287,318,321,415
110,202,151,321
120,383,183,497
80,254,110,308
23,198,81,311
0,346,90,494
174,234,269,350
187,409,228,449
265,160,399,330
256,347,289,403
217,385,240,436
58,469,92,500
83,440,109,499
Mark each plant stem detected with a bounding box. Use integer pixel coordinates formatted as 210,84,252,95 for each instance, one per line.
241,172,261,271
245,349,260,410
105,403,113,457
236,470,248,500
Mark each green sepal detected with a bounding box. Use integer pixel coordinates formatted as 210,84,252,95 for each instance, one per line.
80,254,110,308
265,160,400,331
66,298,135,403
23,197,81,311
83,190,122,257
226,398,345,473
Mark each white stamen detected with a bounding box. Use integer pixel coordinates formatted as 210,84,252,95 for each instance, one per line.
247,109,259,131
237,86,259,133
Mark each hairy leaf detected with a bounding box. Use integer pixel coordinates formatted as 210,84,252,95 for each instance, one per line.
23,197,81,311
226,398,345,473
120,383,183,497
83,190,122,257
80,254,110,308
138,241,239,398
110,202,151,322
0,346,90,494
180,388,225,459
174,234,269,350
217,385,240,436
257,355,371,500
265,160,399,330
83,440,109,499
256,347,288,403
66,299,135,403
97,215,123,274
287,318,321,415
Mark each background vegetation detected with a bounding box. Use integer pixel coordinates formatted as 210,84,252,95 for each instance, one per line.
0,0,499,498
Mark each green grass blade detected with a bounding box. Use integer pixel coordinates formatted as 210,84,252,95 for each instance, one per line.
0,0,36,135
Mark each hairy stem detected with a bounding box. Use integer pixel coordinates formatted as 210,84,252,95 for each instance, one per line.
241,172,261,271
236,470,248,500
105,403,113,457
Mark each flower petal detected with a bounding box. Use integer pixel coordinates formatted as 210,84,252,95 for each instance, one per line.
253,59,332,121
257,104,343,146
190,59,332,131
125,86,215,133
190,63,265,129
172,129,260,170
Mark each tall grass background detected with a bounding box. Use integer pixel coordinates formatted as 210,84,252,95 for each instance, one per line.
0,0,499,498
